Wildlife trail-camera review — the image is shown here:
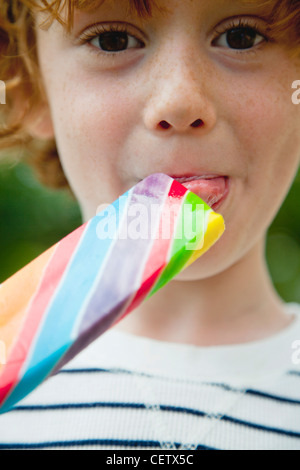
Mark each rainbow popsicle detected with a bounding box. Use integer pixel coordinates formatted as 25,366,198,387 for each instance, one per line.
0,173,225,414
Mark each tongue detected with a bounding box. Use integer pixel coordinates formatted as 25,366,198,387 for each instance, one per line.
179,177,226,208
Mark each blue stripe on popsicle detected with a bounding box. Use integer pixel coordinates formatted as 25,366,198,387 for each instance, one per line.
69,189,135,339
76,173,173,338
2,191,131,411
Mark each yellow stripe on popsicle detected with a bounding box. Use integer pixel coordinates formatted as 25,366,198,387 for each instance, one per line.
0,246,56,375
183,211,225,270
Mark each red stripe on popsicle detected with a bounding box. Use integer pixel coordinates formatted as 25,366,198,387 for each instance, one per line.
122,181,188,315
0,223,86,406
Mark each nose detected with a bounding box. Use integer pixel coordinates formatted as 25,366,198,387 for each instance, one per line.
143,52,217,135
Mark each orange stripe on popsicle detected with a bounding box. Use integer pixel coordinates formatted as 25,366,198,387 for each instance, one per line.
0,224,86,406
0,246,56,375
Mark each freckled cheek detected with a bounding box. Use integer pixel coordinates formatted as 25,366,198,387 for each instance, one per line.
222,81,297,210
234,91,287,147
227,84,295,180
59,84,137,149
50,83,140,201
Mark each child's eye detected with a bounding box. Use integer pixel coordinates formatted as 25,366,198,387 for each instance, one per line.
80,25,145,53
91,31,142,52
213,20,267,51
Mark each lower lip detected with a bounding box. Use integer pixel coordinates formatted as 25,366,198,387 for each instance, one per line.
175,176,230,211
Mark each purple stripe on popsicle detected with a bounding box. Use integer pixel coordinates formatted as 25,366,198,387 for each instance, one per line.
54,175,173,370
76,173,172,338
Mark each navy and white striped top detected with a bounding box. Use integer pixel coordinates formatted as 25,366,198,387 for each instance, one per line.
0,303,300,450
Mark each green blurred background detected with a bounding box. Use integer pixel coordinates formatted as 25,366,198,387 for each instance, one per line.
0,158,299,303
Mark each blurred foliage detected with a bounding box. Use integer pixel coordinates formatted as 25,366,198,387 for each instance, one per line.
0,159,299,303
0,159,82,282
266,167,300,303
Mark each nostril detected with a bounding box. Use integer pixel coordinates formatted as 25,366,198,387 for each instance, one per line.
159,120,171,130
191,119,203,128
158,119,203,130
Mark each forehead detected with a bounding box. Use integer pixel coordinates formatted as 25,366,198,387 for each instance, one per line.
36,0,279,34
73,0,273,8
67,0,276,16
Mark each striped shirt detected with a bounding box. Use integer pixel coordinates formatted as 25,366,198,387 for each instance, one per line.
0,302,300,450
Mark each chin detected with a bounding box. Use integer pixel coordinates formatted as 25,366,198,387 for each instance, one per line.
175,257,223,282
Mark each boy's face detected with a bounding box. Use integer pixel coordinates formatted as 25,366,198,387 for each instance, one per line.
34,0,300,279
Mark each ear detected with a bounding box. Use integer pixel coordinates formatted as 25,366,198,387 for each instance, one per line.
25,101,55,140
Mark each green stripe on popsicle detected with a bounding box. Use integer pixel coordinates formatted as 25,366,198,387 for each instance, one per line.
147,191,210,297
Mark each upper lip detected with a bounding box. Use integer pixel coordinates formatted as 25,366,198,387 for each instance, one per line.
170,174,226,182
139,173,229,184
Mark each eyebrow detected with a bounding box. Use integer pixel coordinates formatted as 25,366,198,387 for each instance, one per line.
74,0,154,16
61,0,156,32
74,0,277,17
62,0,278,33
